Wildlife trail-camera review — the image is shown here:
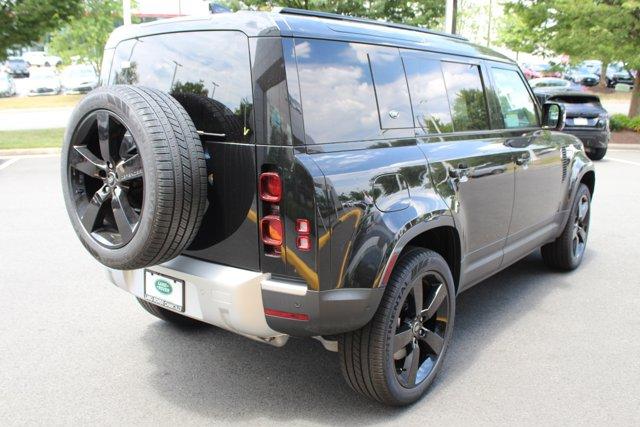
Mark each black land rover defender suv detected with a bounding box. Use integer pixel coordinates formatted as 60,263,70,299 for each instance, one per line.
61,9,595,406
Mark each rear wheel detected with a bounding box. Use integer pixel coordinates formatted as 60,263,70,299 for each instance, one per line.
339,248,455,406
541,183,591,270
587,147,607,161
137,298,208,328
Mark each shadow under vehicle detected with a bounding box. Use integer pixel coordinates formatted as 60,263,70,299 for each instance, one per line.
59,8,596,406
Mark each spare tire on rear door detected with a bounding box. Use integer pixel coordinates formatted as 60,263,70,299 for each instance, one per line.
61,85,208,270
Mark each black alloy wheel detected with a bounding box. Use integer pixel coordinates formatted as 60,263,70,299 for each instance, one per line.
572,193,590,260
393,271,450,388
339,248,455,406
68,110,144,248
541,183,591,270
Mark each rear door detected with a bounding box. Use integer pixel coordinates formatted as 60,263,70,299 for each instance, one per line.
402,51,516,288
487,65,565,265
108,31,260,270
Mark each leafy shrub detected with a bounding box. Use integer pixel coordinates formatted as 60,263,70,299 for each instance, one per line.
629,116,640,132
610,114,631,131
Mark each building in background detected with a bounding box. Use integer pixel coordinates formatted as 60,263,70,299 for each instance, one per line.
133,0,229,21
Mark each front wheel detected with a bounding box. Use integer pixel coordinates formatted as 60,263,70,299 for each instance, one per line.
541,183,591,270
339,248,455,406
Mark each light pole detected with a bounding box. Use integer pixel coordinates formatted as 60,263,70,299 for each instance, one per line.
123,0,131,26
170,60,183,89
445,0,458,34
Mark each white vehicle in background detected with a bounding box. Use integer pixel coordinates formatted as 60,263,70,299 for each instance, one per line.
27,68,61,96
61,65,99,94
0,71,16,97
22,51,62,67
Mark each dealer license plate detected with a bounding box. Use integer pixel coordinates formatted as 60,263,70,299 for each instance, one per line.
144,270,185,312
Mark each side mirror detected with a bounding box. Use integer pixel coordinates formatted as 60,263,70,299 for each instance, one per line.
542,102,566,130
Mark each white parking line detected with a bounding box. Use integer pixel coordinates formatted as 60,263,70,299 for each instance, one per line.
607,157,640,166
0,158,20,171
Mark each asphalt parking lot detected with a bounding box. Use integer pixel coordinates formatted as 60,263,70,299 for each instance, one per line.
1,151,639,425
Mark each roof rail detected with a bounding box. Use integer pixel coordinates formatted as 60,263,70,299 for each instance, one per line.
278,7,468,41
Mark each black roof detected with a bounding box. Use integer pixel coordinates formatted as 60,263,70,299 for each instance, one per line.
105,10,513,64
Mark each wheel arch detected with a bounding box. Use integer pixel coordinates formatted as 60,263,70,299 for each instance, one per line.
379,215,461,293
580,169,595,197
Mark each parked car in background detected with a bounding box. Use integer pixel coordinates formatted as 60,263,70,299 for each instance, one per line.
0,72,16,97
3,57,30,78
605,62,634,88
27,68,61,96
521,63,562,79
565,67,599,86
61,65,99,94
529,77,577,98
520,63,542,80
22,51,62,67
541,92,609,161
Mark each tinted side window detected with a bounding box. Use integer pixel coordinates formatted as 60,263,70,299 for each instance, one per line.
491,68,537,128
402,54,453,133
369,49,413,129
109,31,253,143
441,62,489,132
295,39,383,144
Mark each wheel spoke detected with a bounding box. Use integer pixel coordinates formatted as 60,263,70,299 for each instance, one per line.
394,327,414,352
111,187,138,242
421,283,447,320
420,328,444,356
577,226,587,243
80,186,110,231
119,131,136,159
578,199,589,222
404,342,421,386
70,146,106,178
412,279,423,315
97,111,112,162
116,153,143,181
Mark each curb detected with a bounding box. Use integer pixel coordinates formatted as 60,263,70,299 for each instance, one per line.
608,143,640,150
0,147,61,157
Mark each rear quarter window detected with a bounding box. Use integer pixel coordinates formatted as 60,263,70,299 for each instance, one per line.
295,39,412,144
109,31,253,143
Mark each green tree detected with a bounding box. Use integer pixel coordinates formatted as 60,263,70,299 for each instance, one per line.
222,0,444,28
0,0,82,60
49,0,122,74
499,0,640,117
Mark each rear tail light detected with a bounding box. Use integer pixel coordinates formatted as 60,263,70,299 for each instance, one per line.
260,215,283,246
295,219,310,235
296,235,311,251
259,172,281,202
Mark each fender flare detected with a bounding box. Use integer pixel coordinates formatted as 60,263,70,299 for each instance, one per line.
378,213,457,287
559,160,595,232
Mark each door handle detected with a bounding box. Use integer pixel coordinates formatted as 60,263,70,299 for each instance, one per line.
515,153,531,166
449,163,470,182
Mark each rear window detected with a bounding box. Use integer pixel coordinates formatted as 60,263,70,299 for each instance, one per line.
441,62,490,132
550,95,601,107
109,31,253,143
402,53,453,133
295,39,412,144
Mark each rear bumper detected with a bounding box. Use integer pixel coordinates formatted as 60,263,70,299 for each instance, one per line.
106,256,383,342
563,128,609,149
